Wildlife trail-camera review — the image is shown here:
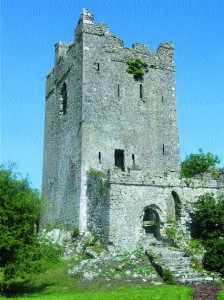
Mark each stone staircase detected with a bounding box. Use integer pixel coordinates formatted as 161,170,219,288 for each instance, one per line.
143,241,215,284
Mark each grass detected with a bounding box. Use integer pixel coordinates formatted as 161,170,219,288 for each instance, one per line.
1,285,193,300
1,257,223,299
219,288,224,300
0,260,194,299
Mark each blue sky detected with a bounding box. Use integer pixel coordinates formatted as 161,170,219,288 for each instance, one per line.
1,0,224,190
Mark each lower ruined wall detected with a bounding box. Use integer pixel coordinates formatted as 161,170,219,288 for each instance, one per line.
86,170,110,245
85,168,223,250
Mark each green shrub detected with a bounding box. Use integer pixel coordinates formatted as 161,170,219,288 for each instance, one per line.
0,166,41,283
126,59,148,79
89,168,106,179
180,149,220,178
163,269,175,284
72,227,80,238
190,193,224,275
203,239,224,275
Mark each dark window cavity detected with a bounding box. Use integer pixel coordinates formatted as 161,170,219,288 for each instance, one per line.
59,82,67,115
163,144,165,155
99,152,101,164
140,84,143,99
162,95,164,103
94,62,100,71
132,154,135,166
115,149,125,171
118,84,120,97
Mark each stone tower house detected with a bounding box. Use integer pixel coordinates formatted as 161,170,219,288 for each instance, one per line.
42,9,223,249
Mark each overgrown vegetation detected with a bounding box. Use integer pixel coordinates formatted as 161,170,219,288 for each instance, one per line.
180,149,221,178
0,166,41,287
0,165,63,296
89,168,107,179
163,269,175,285
126,59,148,79
190,193,224,275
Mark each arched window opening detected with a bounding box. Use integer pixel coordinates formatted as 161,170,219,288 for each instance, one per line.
143,206,161,240
172,191,181,221
59,82,67,116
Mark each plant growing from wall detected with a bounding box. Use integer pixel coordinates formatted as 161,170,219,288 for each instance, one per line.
89,168,106,179
126,59,148,79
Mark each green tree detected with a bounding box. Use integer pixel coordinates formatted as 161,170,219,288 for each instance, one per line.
190,193,224,275
191,193,224,240
0,165,41,284
180,149,220,178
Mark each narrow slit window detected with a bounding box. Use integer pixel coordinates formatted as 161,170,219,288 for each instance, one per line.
163,144,165,155
59,82,67,115
162,95,164,103
115,149,125,171
140,84,143,99
94,62,100,71
132,154,135,166
99,152,101,164
118,84,120,97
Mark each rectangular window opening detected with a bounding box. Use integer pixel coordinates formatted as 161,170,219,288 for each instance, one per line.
94,63,100,71
162,95,164,103
140,84,143,99
118,84,120,97
115,149,125,171
163,144,165,155
99,152,101,164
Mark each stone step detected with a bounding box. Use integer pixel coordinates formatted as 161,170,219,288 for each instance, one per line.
145,246,215,284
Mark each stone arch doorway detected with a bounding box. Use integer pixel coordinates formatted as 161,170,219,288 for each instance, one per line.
166,191,181,222
172,191,181,221
142,205,161,240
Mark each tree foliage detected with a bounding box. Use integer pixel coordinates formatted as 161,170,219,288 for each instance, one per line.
180,149,221,178
190,193,224,275
0,165,41,283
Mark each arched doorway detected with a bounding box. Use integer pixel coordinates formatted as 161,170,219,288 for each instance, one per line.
172,191,181,221
142,206,161,240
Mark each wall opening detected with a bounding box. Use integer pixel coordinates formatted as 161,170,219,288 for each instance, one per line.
98,152,101,164
94,62,100,71
115,149,125,171
143,206,161,240
140,84,143,98
172,191,181,221
163,144,165,155
118,84,120,97
132,154,135,166
59,82,67,116
162,95,164,103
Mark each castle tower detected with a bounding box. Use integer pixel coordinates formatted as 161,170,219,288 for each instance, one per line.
42,9,180,232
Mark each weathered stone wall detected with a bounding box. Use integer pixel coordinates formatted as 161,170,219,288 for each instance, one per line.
42,31,83,228
104,169,222,249
42,9,180,231
42,9,223,246
86,170,110,244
